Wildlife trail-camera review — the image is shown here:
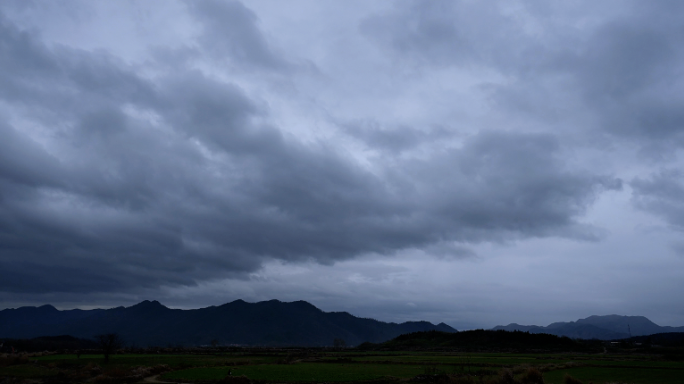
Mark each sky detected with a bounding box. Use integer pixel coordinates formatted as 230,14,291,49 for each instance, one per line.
1,0,684,330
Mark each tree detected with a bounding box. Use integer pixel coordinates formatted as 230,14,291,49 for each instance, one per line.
96,333,123,363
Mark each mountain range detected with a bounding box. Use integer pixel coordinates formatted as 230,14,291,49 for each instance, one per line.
493,315,684,340
0,299,455,347
4,299,683,347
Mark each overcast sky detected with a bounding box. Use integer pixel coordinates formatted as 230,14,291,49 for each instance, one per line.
1,0,684,330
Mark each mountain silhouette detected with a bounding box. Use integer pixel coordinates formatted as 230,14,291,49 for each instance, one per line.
493,315,684,340
0,299,456,347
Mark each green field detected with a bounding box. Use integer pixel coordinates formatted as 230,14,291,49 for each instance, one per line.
163,363,444,382
33,352,275,368
542,366,684,384
0,365,58,378
1,350,682,383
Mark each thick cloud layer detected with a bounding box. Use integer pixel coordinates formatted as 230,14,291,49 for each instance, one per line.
0,1,683,327
362,1,684,149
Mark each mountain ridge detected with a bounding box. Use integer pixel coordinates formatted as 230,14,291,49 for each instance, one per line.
493,315,684,340
0,299,456,347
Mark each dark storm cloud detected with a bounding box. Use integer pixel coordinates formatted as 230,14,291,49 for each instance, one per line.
342,119,452,152
565,11,684,154
400,132,621,242
359,0,529,69
0,13,156,128
361,1,684,152
631,170,684,230
0,3,621,296
187,0,290,70
0,123,62,188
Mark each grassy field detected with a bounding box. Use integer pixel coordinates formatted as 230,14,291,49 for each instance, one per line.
542,366,684,384
163,363,445,382
1,350,682,383
33,352,276,368
0,365,58,378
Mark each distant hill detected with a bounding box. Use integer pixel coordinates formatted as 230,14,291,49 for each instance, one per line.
493,315,684,340
627,332,684,346
359,330,602,352
0,300,456,347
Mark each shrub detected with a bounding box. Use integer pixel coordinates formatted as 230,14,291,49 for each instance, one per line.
103,366,129,378
0,355,28,367
519,368,544,384
498,368,515,384
83,362,102,376
512,365,532,374
93,374,113,383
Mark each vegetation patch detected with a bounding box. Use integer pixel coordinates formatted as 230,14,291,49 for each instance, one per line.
542,366,684,384
163,363,438,382
0,365,57,378
34,353,266,368
1,350,682,383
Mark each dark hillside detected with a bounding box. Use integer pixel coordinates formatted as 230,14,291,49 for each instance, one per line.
0,300,456,347
627,332,684,346
360,330,602,352
494,314,684,340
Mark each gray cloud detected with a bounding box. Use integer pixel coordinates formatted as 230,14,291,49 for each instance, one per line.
3,0,680,329
359,0,536,70
342,119,453,152
0,123,63,188
0,4,620,296
402,131,622,242
187,0,290,71
632,169,684,230
361,1,684,154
